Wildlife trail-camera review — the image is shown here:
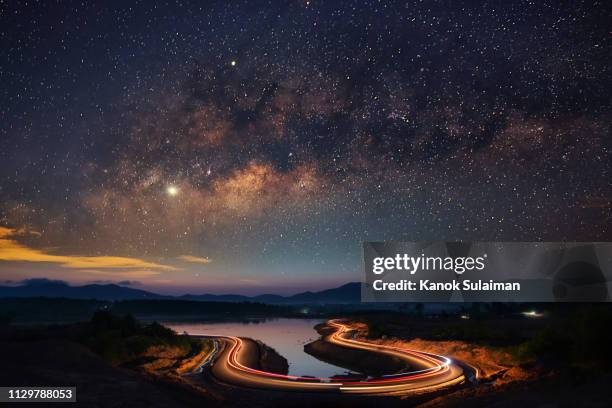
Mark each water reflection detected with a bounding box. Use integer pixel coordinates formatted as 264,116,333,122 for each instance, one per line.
163,318,358,377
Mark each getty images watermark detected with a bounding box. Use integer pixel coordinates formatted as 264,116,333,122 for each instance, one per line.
362,242,612,302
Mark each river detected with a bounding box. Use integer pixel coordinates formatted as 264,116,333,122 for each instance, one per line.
163,318,358,377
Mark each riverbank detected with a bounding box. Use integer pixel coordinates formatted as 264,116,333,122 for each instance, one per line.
338,320,511,381
303,323,411,377
308,313,612,407
225,337,289,375
309,319,525,383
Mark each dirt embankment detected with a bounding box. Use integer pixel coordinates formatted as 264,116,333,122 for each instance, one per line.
216,337,288,375
343,320,537,385
138,338,215,375
303,322,411,377
375,338,513,380
304,339,409,376
175,344,215,374
254,339,289,375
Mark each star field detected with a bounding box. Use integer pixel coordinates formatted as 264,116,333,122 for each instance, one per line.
0,0,610,294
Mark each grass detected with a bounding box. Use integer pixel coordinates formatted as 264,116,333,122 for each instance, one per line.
77,311,209,366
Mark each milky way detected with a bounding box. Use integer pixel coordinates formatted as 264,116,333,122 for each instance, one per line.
0,1,610,294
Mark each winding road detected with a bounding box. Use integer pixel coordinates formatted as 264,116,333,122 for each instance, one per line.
201,319,465,395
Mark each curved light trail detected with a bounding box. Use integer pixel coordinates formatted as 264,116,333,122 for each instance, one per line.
200,319,465,395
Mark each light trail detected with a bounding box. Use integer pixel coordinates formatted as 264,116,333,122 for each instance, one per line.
200,319,465,395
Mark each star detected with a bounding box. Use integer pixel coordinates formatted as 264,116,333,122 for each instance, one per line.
166,185,179,197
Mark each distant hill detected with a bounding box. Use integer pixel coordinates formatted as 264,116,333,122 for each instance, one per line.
0,280,164,301
0,280,361,304
181,282,361,304
181,282,360,304
287,282,360,304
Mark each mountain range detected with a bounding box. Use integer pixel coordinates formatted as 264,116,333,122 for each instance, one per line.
0,280,360,304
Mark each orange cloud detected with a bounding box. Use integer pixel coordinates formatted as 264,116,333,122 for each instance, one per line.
0,226,175,272
76,269,160,278
178,255,212,264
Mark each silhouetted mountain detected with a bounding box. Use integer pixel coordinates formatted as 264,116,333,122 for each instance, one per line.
178,293,251,302
182,282,361,304
0,280,163,301
0,280,361,304
253,294,286,303
287,282,361,303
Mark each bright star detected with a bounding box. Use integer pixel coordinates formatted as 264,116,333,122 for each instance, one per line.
230,60,236,66
166,185,179,196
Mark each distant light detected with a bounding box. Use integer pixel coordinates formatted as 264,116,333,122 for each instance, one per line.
166,185,179,196
522,310,544,318
460,314,470,320
230,60,236,66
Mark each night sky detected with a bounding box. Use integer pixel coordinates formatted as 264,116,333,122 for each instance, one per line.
1,0,610,295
